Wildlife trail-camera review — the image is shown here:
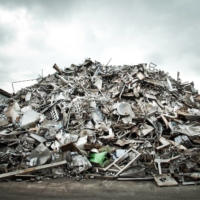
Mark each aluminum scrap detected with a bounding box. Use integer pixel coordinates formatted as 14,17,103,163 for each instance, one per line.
0,58,200,186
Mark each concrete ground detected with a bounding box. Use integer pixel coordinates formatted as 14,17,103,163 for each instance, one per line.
0,178,199,200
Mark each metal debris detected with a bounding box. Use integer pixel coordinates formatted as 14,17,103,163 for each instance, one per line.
0,58,200,187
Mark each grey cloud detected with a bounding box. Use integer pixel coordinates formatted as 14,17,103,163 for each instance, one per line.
0,55,16,88
0,0,77,20
0,53,41,91
0,54,15,65
0,25,16,45
28,36,49,51
145,52,164,65
1,0,200,91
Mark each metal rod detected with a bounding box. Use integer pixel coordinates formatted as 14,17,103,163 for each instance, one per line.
118,177,154,181
105,58,112,66
12,78,37,94
0,160,67,179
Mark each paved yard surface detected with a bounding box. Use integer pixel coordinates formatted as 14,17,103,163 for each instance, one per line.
0,178,199,200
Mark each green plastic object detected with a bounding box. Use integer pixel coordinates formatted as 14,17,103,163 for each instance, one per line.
89,152,108,166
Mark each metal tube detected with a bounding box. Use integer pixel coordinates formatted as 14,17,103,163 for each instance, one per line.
53,63,62,74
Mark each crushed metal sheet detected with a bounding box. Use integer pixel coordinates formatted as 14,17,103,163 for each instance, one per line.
27,143,52,166
153,174,178,187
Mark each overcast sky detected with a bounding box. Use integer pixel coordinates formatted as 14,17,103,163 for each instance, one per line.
0,0,200,93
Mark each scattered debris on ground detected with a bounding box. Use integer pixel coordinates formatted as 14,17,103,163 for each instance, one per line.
1,58,200,186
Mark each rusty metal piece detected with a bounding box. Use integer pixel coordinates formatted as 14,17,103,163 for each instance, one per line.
0,160,67,179
53,63,63,74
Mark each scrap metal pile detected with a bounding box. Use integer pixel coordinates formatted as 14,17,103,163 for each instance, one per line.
1,58,200,186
